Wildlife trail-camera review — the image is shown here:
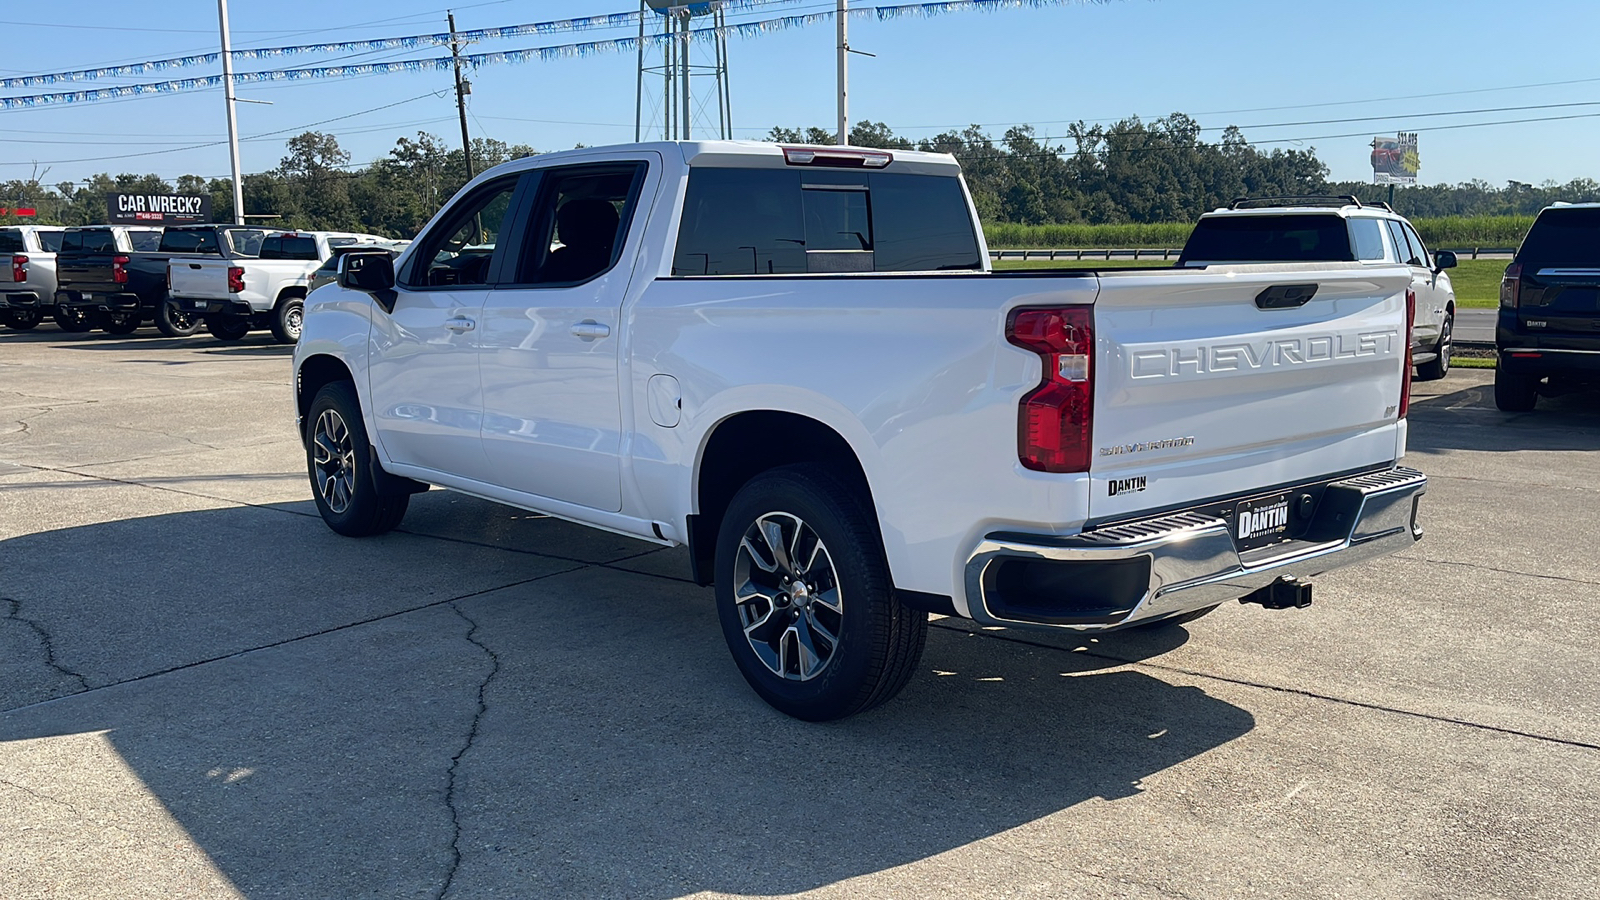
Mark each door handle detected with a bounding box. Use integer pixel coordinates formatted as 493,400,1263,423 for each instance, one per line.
444,316,476,332
570,320,611,340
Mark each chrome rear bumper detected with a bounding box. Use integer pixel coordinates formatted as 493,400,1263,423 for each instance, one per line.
964,467,1426,632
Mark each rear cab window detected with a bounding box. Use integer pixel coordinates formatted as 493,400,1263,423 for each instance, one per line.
0,230,23,254
128,230,162,252
1179,214,1353,264
671,167,983,275
260,235,320,261
63,230,117,254
159,229,222,255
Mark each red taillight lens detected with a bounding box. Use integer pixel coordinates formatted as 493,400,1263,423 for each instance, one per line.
227,266,245,293
11,254,26,283
1006,306,1094,473
1400,288,1415,419
112,255,129,284
1500,263,1522,308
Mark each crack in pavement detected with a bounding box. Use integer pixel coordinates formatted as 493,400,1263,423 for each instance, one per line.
2,595,90,692
1394,554,1600,588
0,566,585,717
436,601,501,900
0,777,154,845
929,622,1600,754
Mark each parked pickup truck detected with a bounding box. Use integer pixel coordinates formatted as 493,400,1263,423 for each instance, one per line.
1179,196,1458,380
1494,202,1600,410
169,230,389,343
294,141,1428,720
1,225,66,331
54,224,270,337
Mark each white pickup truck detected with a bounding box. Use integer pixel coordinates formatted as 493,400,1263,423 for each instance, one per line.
168,230,387,343
293,141,1427,720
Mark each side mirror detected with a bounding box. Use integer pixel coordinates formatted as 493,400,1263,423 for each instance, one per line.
1434,250,1457,271
337,251,396,293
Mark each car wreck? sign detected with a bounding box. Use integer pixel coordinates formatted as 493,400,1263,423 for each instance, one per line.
107,192,211,225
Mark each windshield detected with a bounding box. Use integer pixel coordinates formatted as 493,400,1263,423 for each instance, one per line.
1518,207,1600,269
1179,214,1354,264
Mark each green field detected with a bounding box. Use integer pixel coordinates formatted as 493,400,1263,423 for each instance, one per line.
993,256,1506,308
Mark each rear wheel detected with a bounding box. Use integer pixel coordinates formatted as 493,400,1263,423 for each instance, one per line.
54,306,93,332
206,316,251,342
1494,366,1539,412
155,301,201,338
269,294,304,344
714,464,927,721
100,311,140,335
3,309,41,330
306,380,409,536
1416,313,1452,381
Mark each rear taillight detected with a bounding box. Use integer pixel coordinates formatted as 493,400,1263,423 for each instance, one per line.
11,255,26,283
1006,306,1094,473
1400,288,1415,419
227,266,245,293
112,255,129,284
1500,263,1522,308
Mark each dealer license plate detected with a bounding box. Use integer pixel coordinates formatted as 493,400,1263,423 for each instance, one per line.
1233,492,1292,551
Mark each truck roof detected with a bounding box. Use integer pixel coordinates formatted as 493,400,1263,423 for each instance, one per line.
484,140,962,177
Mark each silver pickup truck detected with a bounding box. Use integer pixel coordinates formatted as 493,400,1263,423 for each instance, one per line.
1,225,66,331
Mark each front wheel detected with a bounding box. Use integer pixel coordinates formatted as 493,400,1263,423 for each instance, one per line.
54,306,93,332
1494,366,1539,412
1416,313,1452,381
270,295,304,344
155,301,201,337
3,309,41,330
306,380,409,536
714,465,927,721
206,316,251,342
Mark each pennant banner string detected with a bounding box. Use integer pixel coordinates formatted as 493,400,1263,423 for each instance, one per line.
1,1,1105,107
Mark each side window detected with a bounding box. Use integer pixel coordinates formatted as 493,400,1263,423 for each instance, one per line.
1349,218,1389,261
404,175,522,288
1385,220,1420,267
673,168,805,276
515,163,646,285
129,231,162,252
1401,222,1431,268
0,230,23,254
226,229,264,257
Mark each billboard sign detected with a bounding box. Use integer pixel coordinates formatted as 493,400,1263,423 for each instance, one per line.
107,192,211,225
1371,133,1419,185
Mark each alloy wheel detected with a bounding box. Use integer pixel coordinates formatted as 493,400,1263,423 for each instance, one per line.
733,512,844,681
312,408,358,514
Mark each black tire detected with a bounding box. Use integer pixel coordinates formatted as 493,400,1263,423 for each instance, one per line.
100,311,140,335
3,309,41,330
269,294,304,344
1494,366,1539,412
306,380,409,537
54,306,93,333
206,316,251,342
714,464,927,721
155,301,201,337
1416,312,1451,381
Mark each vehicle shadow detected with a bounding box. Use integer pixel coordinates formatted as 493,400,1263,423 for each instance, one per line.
0,502,1252,899
1408,379,1600,453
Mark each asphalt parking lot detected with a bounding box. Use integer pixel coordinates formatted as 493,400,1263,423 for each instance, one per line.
2,325,1597,900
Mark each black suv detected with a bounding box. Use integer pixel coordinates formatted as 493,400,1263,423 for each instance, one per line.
1496,204,1600,411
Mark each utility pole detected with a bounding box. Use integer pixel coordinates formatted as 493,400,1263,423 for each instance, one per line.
836,0,848,145
679,8,692,140
448,11,474,183
217,0,244,225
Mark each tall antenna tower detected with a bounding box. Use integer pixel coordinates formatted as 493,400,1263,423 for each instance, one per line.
635,1,732,141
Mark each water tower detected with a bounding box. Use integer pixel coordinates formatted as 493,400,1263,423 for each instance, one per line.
635,1,732,141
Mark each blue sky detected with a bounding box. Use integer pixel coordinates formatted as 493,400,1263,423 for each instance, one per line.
3,0,1599,191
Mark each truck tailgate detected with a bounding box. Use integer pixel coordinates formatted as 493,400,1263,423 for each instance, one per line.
168,258,228,299
1089,264,1413,521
